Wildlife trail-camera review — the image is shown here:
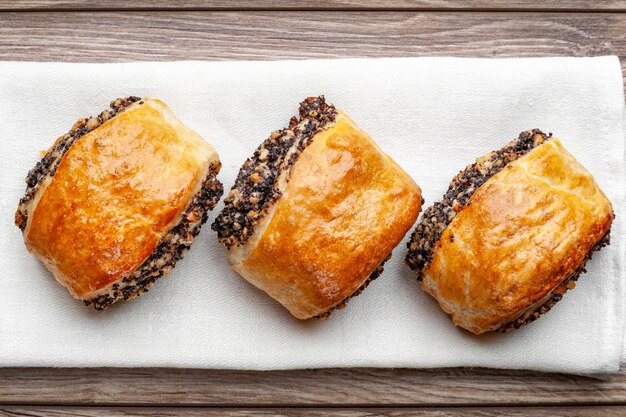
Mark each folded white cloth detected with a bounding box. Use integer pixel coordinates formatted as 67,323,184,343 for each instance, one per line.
0,57,624,374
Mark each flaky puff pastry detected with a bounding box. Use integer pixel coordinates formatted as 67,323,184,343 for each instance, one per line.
213,97,422,319
420,137,613,334
16,98,223,309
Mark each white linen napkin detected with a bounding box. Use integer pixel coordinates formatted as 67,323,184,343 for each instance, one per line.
0,57,624,374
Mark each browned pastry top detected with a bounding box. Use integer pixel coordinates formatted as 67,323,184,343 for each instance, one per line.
24,99,218,298
422,139,613,334
235,111,423,319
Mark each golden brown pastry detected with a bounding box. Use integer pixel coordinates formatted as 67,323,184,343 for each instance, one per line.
406,130,613,334
15,97,223,309
213,96,423,319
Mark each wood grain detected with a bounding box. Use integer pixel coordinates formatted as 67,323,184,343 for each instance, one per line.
1,367,625,406
0,11,623,62
1,1,626,12
1,406,626,417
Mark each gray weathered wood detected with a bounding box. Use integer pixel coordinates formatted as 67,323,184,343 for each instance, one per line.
1,367,625,406
0,11,623,61
1,405,626,417
1,1,626,11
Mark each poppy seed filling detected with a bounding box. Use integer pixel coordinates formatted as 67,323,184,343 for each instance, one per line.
212,96,337,249
405,129,612,332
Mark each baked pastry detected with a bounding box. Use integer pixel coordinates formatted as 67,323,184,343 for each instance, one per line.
15,97,223,309
406,130,613,334
212,96,423,319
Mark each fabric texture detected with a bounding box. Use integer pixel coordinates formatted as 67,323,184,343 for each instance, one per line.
0,57,624,374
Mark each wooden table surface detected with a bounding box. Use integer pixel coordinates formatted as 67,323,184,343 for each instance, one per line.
1,1,626,416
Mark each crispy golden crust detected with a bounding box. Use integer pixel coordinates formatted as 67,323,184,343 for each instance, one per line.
422,139,613,334
230,111,423,319
22,99,220,300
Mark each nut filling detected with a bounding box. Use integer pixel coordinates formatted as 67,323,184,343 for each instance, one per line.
405,129,613,332
85,162,224,310
15,96,143,230
212,96,337,249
